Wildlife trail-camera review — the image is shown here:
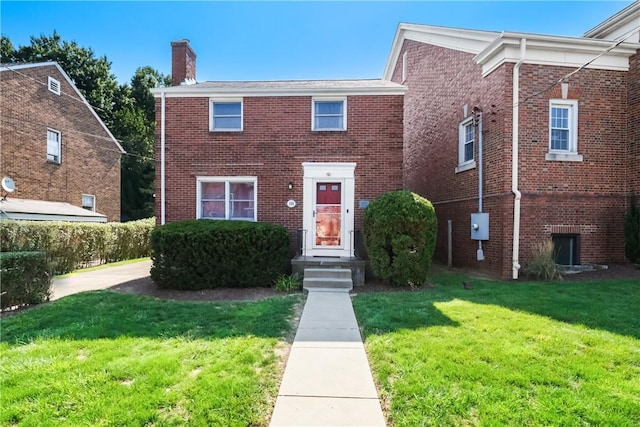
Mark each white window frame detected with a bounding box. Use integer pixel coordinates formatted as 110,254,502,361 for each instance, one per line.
82,194,96,212
312,97,347,131
210,98,243,132
47,128,61,164
48,76,61,95
196,176,257,221
455,116,476,173
546,99,583,162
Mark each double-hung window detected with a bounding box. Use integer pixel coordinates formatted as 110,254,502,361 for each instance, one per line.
455,116,476,173
547,100,582,161
312,98,346,131
197,177,256,221
82,194,96,212
210,99,243,131
47,129,61,163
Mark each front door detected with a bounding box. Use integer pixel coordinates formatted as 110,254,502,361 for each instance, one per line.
314,182,342,248
302,162,356,257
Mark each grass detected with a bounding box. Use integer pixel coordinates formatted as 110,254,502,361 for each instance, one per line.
352,271,640,426
54,257,151,279
1,291,301,426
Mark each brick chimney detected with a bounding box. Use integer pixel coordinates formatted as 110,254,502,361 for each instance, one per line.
171,39,196,86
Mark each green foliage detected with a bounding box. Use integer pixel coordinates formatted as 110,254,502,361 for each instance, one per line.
363,190,437,286
0,218,154,274
0,252,51,309
525,240,563,281
151,220,290,290
625,193,640,263
274,274,301,293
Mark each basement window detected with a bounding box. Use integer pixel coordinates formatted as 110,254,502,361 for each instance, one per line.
552,234,579,266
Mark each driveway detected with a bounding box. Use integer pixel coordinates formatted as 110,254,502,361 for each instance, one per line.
50,259,152,301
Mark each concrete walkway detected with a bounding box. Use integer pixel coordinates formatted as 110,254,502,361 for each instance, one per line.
270,288,386,427
50,259,152,301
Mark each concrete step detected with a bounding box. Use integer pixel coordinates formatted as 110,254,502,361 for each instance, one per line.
304,268,352,280
303,277,353,290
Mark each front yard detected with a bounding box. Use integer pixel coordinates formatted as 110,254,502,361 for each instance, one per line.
0,292,301,426
353,273,640,426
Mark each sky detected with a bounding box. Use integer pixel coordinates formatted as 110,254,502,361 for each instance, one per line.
1,1,635,85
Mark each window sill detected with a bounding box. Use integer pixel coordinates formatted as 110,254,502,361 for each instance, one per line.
455,160,476,173
545,152,583,162
46,160,61,165
210,129,243,133
311,129,347,133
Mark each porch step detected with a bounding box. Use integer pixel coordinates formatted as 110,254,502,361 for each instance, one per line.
303,268,353,290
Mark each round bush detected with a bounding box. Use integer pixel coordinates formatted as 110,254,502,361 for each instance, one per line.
150,219,290,289
363,190,437,286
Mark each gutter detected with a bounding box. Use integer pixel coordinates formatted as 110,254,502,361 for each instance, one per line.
160,91,166,225
511,38,526,279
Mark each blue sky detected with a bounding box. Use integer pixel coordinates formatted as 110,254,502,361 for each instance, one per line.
1,1,635,84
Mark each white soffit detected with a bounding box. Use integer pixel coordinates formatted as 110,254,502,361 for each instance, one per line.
475,32,640,77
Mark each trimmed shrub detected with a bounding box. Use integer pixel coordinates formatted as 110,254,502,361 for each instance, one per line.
363,190,437,287
0,251,51,309
150,220,290,289
525,240,562,281
625,193,640,264
0,218,154,274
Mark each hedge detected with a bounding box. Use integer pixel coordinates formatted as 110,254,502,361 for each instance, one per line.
363,190,437,286
0,218,154,274
0,251,51,309
151,219,290,289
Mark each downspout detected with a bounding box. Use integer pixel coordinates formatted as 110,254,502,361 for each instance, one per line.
476,107,484,261
160,91,166,225
511,38,526,279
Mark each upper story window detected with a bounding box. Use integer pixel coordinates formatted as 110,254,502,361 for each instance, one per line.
47,129,61,164
312,98,346,131
546,100,582,162
197,177,256,221
82,194,96,212
48,76,61,95
210,99,243,131
455,116,476,173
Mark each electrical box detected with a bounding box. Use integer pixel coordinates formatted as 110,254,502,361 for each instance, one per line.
471,213,489,240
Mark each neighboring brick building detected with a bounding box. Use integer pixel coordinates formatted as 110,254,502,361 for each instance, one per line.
152,41,405,270
384,2,640,279
0,62,123,221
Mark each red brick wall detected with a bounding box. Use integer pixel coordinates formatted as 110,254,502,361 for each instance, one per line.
629,50,640,197
0,65,122,221
392,39,632,278
155,94,404,251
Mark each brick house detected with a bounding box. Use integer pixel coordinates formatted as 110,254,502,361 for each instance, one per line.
384,2,640,279
0,62,123,222
152,41,405,284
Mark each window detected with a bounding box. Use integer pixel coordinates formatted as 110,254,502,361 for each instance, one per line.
210,99,243,131
47,129,61,163
455,116,476,173
48,76,61,95
312,98,346,131
197,177,256,221
552,234,579,266
546,100,582,161
82,194,96,212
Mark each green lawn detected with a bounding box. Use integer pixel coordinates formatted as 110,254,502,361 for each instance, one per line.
1,291,301,426
353,272,640,426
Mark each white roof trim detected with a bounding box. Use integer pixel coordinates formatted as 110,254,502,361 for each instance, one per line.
151,85,406,98
0,197,108,223
475,32,640,77
383,23,499,80
584,1,640,42
0,61,125,154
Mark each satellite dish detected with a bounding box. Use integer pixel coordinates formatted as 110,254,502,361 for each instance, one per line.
2,176,15,193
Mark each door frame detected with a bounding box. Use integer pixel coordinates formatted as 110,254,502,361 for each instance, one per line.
302,162,355,257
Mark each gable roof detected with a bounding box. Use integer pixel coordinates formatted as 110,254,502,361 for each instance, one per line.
584,1,640,42
0,61,125,154
151,79,406,97
383,12,640,79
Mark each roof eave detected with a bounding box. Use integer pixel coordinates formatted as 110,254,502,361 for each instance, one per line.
151,85,407,98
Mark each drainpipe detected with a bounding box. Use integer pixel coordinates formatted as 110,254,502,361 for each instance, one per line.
160,91,166,225
511,38,526,279
475,107,484,260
